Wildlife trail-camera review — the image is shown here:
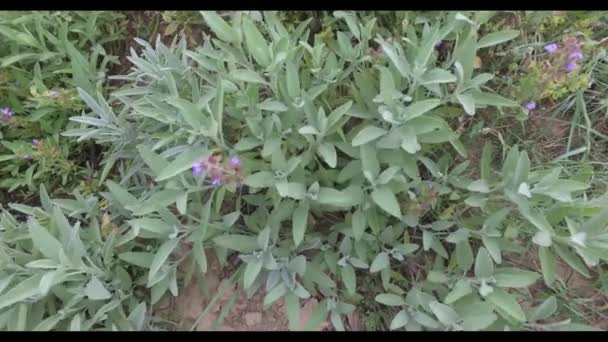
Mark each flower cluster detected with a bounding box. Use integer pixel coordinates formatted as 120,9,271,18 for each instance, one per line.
544,37,584,74
1,107,13,123
192,153,243,188
519,36,588,105
525,101,536,111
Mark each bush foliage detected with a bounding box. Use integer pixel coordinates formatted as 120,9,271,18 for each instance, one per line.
1,11,607,331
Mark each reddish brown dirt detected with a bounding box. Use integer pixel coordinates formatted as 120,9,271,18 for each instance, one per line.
155,252,330,331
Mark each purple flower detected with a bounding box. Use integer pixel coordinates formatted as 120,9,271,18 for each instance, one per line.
565,61,577,73
1,107,13,117
211,178,221,187
192,161,204,176
230,156,240,168
544,43,558,53
526,101,536,110
435,41,444,48
32,138,39,144
569,50,583,60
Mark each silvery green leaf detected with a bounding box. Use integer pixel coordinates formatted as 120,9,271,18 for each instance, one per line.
423,230,434,251
529,296,557,322
445,279,473,304
465,194,487,208
243,17,271,67
232,69,267,84
200,11,239,43
400,126,421,154
390,310,409,330
127,302,147,330
375,293,406,306
28,218,63,262
298,125,320,135
477,29,519,49
467,179,489,193
293,282,311,299
371,186,402,218
288,255,307,276
222,212,240,227
285,293,301,331
119,252,155,268
316,187,357,208
292,202,309,247
394,243,419,256
330,312,345,331
70,315,82,331
352,125,387,146
341,264,356,295
461,313,497,331
263,252,279,270
351,209,367,242
456,92,475,115
553,244,591,278
486,289,526,323
147,238,179,286
517,182,531,198
266,270,281,291
244,259,263,288
532,231,552,247
259,99,288,112
413,311,440,329
455,240,473,271
422,68,457,85
429,301,460,326
446,228,470,244
245,171,275,188
570,232,587,247
317,143,337,168
0,273,44,311
264,283,287,307
401,99,441,122
348,257,369,269
432,220,456,233
84,276,112,300
482,236,502,264
427,270,448,283
257,227,271,250
474,247,495,278
493,268,540,288
369,252,390,273
376,166,401,185
25,259,59,269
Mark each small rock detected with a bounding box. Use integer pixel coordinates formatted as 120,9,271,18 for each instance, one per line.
244,312,262,326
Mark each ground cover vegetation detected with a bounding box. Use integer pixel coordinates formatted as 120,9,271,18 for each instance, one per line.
1,10,608,331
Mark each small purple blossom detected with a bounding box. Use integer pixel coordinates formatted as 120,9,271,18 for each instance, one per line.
230,156,240,168
435,41,444,48
526,101,536,111
565,61,577,73
569,50,583,60
544,43,558,53
32,138,39,144
192,161,204,176
211,178,221,187
1,107,13,117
